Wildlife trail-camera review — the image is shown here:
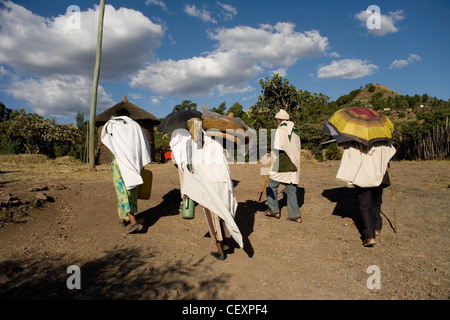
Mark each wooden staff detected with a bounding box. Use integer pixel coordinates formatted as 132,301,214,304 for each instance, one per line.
387,164,397,233
258,161,272,201
203,207,225,260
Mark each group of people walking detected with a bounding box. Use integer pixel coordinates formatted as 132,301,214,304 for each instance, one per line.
101,107,396,260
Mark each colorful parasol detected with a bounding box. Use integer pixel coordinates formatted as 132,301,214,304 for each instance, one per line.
323,107,394,146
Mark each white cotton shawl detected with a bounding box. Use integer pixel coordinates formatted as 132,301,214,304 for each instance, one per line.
180,134,244,248
269,120,302,185
336,141,396,188
101,116,151,190
170,129,191,171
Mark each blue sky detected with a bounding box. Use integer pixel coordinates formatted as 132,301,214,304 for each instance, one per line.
0,0,449,124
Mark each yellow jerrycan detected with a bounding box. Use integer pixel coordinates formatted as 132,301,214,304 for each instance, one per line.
138,168,152,200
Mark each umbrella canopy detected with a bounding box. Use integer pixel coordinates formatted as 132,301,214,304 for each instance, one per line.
322,119,355,144
158,109,202,133
323,107,394,146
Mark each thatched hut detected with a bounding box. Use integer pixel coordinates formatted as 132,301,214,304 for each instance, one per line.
95,96,160,164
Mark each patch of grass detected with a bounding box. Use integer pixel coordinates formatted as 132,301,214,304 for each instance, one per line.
0,207,28,225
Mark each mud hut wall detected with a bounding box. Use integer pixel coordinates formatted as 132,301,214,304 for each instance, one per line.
137,121,156,162
96,125,110,165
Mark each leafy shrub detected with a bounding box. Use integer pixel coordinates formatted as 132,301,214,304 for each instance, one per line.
325,143,342,160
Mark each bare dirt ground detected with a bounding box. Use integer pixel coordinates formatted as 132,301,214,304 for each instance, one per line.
0,154,449,300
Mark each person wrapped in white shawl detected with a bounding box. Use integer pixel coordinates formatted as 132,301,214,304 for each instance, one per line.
172,118,243,260
101,110,151,232
266,109,302,223
336,140,396,247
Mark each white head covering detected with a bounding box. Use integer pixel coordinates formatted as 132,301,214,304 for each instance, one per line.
275,109,290,120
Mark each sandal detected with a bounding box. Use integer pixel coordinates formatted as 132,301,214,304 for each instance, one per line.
210,251,226,261
363,238,376,247
119,219,128,227
286,217,302,223
128,223,142,234
265,210,281,219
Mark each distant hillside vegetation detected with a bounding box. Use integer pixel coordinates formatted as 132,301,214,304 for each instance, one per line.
330,83,447,118
328,83,449,160
352,83,401,106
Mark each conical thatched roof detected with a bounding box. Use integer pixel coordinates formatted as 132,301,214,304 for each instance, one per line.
95,96,160,125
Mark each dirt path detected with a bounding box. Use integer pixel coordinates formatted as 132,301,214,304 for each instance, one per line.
0,156,449,300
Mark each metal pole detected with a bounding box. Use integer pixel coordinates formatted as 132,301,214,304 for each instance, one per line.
89,0,106,170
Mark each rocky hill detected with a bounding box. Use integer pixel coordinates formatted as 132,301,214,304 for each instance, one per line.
352,83,401,105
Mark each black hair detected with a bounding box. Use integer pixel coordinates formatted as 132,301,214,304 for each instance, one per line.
115,108,130,117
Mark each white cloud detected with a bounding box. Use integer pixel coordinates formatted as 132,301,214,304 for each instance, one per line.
1,3,329,115
0,2,164,80
145,0,169,12
355,9,405,36
184,4,217,24
150,96,161,105
130,51,260,96
217,1,237,21
329,51,341,58
210,23,329,67
0,2,163,118
0,65,18,81
270,67,288,78
0,66,6,79
317,59,379,79
5,75,114,119
131,22,329,96
389,53,421,69
128,93,143,100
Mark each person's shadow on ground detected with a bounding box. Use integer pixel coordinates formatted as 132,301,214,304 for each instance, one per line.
321,187,364,238
137,188,181,233
231,187,305,258
233,200,263,258
322,187,397,240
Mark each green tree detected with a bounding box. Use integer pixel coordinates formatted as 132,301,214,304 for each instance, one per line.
325,142,342,160
248,73,331,159
76,112,87,132
173,100,197,112
73,112,89,162
248,73,304,129
400,99,409,110
2,108,80,157
0,101,11,122
211,101,227,115
227,102,244,118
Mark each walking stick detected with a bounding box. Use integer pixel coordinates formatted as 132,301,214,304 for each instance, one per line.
258,161,272,202
387,164,397,233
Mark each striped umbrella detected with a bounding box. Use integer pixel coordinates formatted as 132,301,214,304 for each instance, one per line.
323,107,394,146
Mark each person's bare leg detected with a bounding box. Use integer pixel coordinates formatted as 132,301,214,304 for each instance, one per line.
128,212,141,233
129,213,137,225
211,242,226,260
